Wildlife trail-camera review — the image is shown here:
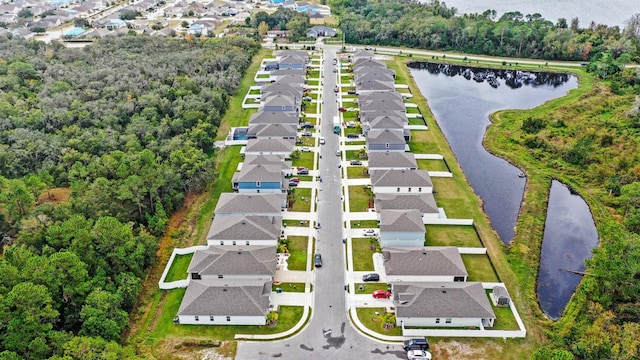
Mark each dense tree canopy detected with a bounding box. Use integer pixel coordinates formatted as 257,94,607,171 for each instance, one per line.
0,35,260,359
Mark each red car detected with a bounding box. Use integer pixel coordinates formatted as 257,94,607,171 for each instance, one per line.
289,178,300,183
338,107,347,112
372,290,392,299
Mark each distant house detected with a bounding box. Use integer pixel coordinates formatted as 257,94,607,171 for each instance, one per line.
374,193,438,219
306,25,337,38
392,282,495,329
206,215,282,246
232,163,287,193
214,193,286,217
177,279,271,325
370,169,433,194
352,50,375,62
355,78,395,94
379,209,425,248
105,18,126,30
368,152,417,171
366,129,407,152
382,247,467,282
187,245,276,281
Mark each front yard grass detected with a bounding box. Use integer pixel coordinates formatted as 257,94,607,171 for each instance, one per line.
164,254,193,282
272,282,306,293
286,236,308,271
348,185,372,212
408,129,441,154
289,188,312,212
354,283,388,294
350,220,379,229
356,308,402,336
292,151,314,170
352,237,377,271
347,166,370,179
346,149,367,161
425,225,483,247
462,254,500,282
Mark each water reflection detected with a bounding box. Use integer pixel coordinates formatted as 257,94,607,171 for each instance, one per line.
537,180,599,319
408,62,577,243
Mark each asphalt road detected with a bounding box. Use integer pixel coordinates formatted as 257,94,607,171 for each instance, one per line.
235,46,407,360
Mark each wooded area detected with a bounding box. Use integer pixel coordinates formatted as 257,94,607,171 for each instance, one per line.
0,35,260,359
330,0,640,63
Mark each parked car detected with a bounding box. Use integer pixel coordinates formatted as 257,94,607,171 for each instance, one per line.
301,146,311,152
303,96,312,101
288,181,298,187
297,168,309,175
289,178,300,183
403,339,430,352
332,59,337,65
297,166,306,171
302,122,314,129
372,289,391,299
364,46,373,50
362,273,380,282
347,90,357,95
332,68,338,73
362,229,377,236
336,150,341,156
334,86,339,93
346,121,356,128
346,133,359,139
314,253,322,267
319,137,325,145
301,132,312,137
407,350,432,360
338,107,347,112
350,160,362,166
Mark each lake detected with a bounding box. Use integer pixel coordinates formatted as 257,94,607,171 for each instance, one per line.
537,181,599,319
420,0,636,28
408,62,578,244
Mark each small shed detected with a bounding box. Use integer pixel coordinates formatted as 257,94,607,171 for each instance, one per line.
491,286,511,307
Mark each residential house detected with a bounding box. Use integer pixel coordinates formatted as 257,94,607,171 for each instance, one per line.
187,245,276,281
352,50,375,62
382,247,467,282
274,49,308,61
249,111,300,126
360,110,408,131
206,215,282,246
278,55,307,70
365,129,407,152
355,78,395,94
177,279,271,325
242,154,293,177
370,169,433,194
353,58,386,68
392,282,495,328
368,152,417,171
247,123,297,140
263,94,300,113
306,25,337,38
261,81,301,100
379,209,425,248
214,193,286,217
354,66,396,80
374,193,438,219
232,163,287,193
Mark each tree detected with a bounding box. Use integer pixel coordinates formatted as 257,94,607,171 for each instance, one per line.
74,18,90,28
17,8,33,18
79,289,128,341
119,10,140,20
258,21,269,37
52,336,143,360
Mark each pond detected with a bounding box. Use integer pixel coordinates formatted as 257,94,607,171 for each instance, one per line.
537,180,599,319
408,62,578,244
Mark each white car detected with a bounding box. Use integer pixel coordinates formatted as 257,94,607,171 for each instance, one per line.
407,350,432,360
362,229,377,236
301,147,311,152
319,137,325,145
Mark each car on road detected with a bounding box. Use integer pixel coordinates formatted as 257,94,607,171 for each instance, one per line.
362,229,377,236
336,150,341,156
350,160,362,166
362,273,380,282
319,137,325,145
334,86,339,93
364,46,373,50
301,146,311,152
332,68,338,73
407,350,432,360
314,253,322,267
403,338,429,352
332,59,337,65
372,289,391,299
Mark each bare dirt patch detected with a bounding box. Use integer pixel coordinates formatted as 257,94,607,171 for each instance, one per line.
38,187,71,204
433,340,503,360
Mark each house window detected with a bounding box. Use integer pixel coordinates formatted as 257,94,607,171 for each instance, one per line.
246,241,250,245
218,275,223,279
385,143,390,148
454,276,464,282
418,188,422,192
232,241,236,245
226,316,231,322
435,318,440,324
256,181,261,187
446,318,452,324
257,189,260,193
408,187,411,192
397,187,400,192
220,241,224,246
209,316,214,322
282,106,286,110
195,316,199,321
191,273,201,280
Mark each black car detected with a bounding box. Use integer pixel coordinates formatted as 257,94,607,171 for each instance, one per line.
347,90,357,95
346,133,360,139
403,338,429,352
362,273,379,282
350,160,363,166
314,254,322,267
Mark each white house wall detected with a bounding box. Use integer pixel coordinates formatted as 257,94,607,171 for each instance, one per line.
238,188,283,194
207,239,279,247
373,186,433,194
178,315,266,326
386,275,457,283
196,274,274,281
397,316,487,328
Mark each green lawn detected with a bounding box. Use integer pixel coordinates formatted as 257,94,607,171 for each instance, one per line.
292,151,315,169
491,302,520,330
425,225,483,247
437,198,478,219
286,236,308,271
283,219,310,227
272,282,306,293
352,237,378,271
152,288,304,341
355,308,402,336
350,220,379,228
462,254,500,282
406,106,421,114
409,117,427,126
354,283,388,294
417,159,449,172
164,254,193,282
306,80,319,86
342,111,357,122
348,186,372,212
289,188,312,212
408,130,441,154
346,149,367,161
347,166,370,179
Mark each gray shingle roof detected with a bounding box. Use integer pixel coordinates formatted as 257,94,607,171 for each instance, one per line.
243,154,288,166
368,152,417,169
261,82,301,98
248,123,297,138
366,129,406,144
215,193,285,215
382,247,467,276
275,50,309,60
264,94,296,108
249,111,299,125
270,69,306,77
360,109,406,123
367,115,407,129
380,209,425,233
360,98,405,112
178,279,271,316
188,245,277,276
352,50,375,60
245,138,295,153
374,193,437,214
207,215,281,241
272,74,306,86
354,66,396,78
356,79,395,92
236,164,284,183
353,58,386,68
371,169,433,188
358,91,404,103
392,282,495,319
